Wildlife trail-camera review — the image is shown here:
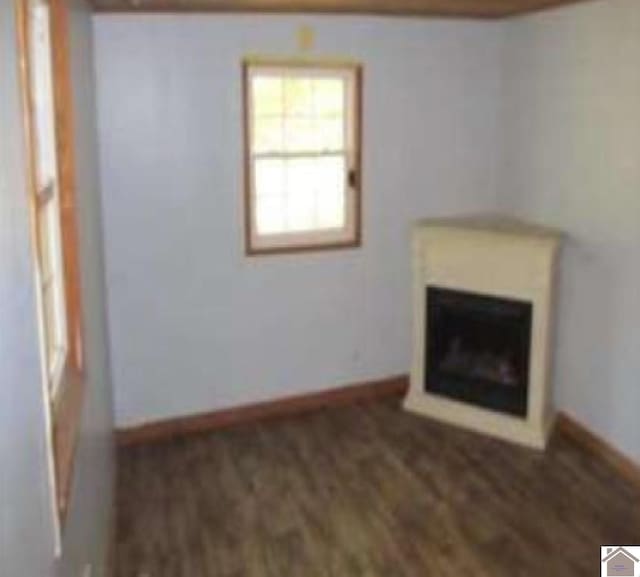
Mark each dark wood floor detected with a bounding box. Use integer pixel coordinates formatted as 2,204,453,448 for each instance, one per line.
115,398,640,577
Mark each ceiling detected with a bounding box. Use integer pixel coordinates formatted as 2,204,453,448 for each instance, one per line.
91,0,590,18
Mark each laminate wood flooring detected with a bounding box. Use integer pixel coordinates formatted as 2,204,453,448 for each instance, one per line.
115,399,640,576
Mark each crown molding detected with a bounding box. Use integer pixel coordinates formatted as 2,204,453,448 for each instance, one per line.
91,0,592,19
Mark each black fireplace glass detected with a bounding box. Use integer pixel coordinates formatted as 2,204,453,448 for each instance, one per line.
425,286,532,418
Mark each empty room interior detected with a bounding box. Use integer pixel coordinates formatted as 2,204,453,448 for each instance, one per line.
2,0,640,575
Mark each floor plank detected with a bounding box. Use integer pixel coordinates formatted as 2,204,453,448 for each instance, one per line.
115,399,640,576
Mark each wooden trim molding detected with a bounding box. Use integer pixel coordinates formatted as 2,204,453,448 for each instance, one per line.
51,0,85,375
556,412,640,490
52,367,85,521
50,0,87,526
117,374,409,446
90,0,594,19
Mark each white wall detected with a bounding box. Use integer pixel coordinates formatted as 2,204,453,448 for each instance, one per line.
503,0,640,462
95,4,639,465
0,0,115,575
94,14,504,428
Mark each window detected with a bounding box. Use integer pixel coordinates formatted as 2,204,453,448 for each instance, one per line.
18,0,85,529
243,61,362,254
28,0,68,395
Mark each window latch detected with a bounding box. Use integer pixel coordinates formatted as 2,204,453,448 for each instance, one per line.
348,168,358,189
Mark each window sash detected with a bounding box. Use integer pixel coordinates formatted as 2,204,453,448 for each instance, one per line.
248,156,358,250
249,66,354,156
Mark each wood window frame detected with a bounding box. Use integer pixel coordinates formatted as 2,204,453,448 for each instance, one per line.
16,0,86,528
242,59,363,256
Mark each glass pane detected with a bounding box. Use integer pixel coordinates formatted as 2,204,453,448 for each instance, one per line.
253,117,283,153
286,194,315,232
255,158,285,197
316,191,345,229
316,118,344,152
45,201,63,277
286,191,315,232
252,76,283,117
284,117,318,153
285,157,315,198
42,283,58,373
313,78,344,117
256,195,286,234
316,155,345,195
284,77,313,117
315,156,346,229
30,1,57,191
38,199,67,367
38,205,55,282
285,158,316,232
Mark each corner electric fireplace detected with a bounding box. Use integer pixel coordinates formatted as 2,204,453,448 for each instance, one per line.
425,286,533,418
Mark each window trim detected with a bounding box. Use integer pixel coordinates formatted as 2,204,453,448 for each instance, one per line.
242,59,363,256
16,0,86,534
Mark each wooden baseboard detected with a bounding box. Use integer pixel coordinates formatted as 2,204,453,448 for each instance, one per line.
116,374,409,447
556,412,640,489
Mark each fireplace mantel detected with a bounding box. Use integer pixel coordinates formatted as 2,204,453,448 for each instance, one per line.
404,215,563,449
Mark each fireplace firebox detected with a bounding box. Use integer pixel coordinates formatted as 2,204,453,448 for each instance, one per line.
425,286,532,417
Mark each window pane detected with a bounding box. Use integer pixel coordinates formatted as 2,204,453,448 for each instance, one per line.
284,77,313,117
316,155,345,195
316,117,344,152
316,191,345,229
42,283,58,368
42,278,67,382
313,78,344,117
255,158,285,197
316,156,346,229
286,190,315,232
285,158,316,232
284,117,318,153
253,116,283,153
254,155,348,234
43,201,64,281
37,198,67,381
30,1,57,191
256,195,286,234
285,157,315,199
38,206,55,282
253,76,283,117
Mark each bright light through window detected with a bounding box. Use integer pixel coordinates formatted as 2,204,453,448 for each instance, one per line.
244,62,362,254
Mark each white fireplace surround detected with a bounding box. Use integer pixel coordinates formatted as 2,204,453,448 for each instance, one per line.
404,216,563,449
